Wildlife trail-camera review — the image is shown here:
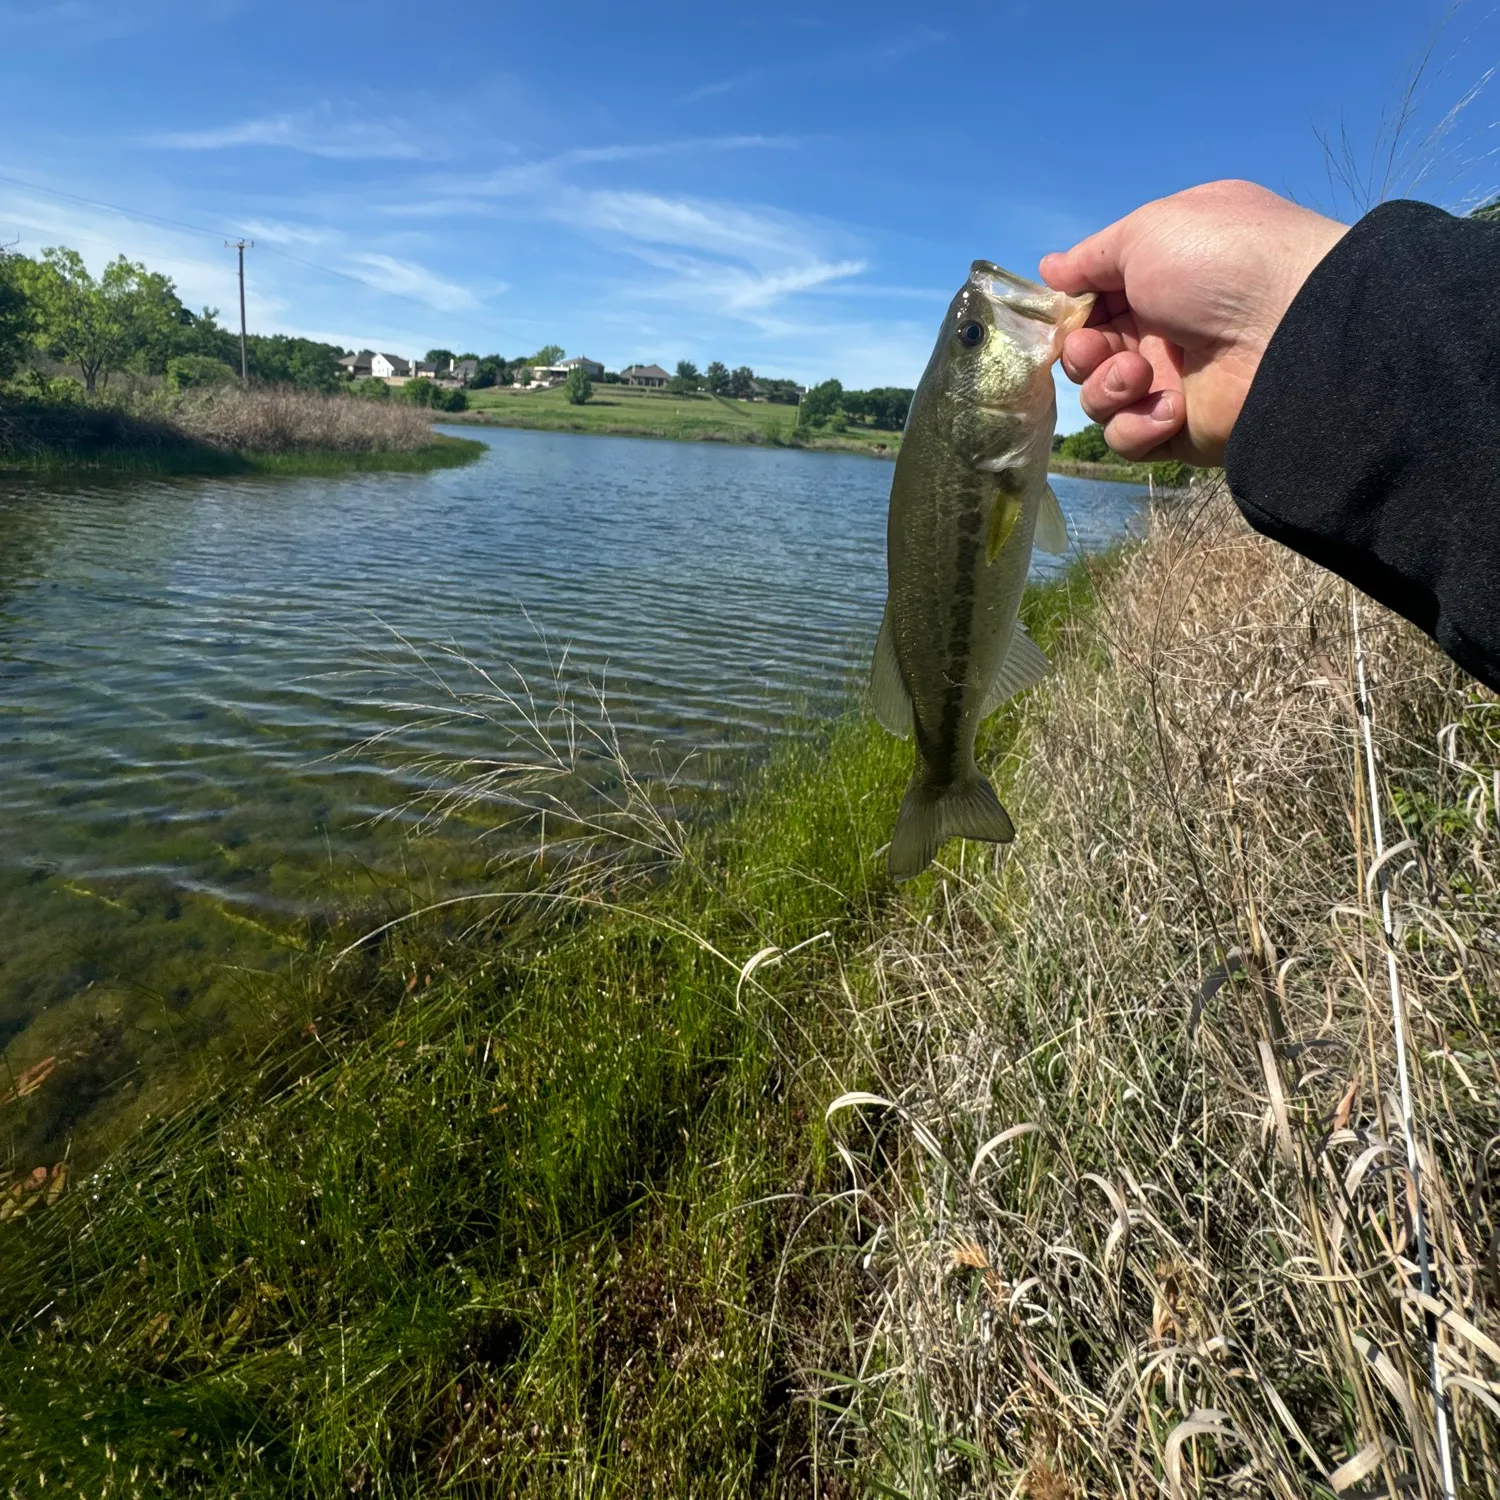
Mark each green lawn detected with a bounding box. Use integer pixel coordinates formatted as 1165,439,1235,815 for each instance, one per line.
454,382,903,455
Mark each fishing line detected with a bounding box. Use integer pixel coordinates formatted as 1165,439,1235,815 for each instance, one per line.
1350,592,1456,1498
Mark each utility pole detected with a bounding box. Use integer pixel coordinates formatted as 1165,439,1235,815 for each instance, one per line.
225,239,254,385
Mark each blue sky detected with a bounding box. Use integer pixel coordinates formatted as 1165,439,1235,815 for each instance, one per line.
0,0,1495,430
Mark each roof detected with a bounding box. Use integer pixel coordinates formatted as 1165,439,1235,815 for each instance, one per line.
451,358,478,374
558,356,600,369
622,363,671,380
337,349,374,368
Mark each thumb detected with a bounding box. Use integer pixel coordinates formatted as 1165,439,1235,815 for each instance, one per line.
1039,215,1131,296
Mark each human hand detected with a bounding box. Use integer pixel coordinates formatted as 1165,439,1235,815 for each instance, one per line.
1039,180,1348,465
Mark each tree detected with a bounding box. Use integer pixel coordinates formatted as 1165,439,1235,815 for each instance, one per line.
17,248,181,392
425,348,456,367
564,365,592,405
0,248,34,383
669,359,701,395
841,386,912,430
798,378,843,429
1058,422,1111,463
704,360,729,395
729,365,755,400
531,344,564,367
470,355,509,390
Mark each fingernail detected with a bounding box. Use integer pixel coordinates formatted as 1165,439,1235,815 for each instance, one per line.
1151,392,1176,423
1104,364,1127,394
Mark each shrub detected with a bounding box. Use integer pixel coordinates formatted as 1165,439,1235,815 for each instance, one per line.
165,355,238,392
1147,458,1193,488
1057,421,1111,462
564,366,592,405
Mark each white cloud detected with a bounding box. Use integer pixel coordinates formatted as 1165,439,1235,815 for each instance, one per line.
344,253,481,312
144,107,423,160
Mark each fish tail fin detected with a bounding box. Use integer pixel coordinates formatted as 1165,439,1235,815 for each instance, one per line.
888,769,1015,882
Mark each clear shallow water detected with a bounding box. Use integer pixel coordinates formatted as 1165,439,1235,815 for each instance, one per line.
0,427,1144,1148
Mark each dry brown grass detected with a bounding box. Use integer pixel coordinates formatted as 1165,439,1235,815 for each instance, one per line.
812,491,1500,1497
169,384,434,453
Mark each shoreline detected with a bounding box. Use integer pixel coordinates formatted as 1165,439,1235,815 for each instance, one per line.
441,406,902,459
0,432,485,478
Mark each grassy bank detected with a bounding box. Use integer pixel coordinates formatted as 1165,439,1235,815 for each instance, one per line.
0,387,485,477
451,382,903,456
0,500,1495,1497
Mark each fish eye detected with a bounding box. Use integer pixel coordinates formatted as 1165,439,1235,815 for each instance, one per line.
958,320,986,348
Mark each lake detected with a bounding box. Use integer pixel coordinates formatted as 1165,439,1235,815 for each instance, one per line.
0,427,1145,1152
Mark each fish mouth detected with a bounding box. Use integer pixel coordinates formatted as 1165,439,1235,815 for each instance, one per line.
969,260,1094,338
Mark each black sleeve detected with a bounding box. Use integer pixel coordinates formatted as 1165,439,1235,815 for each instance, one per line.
1223,198,1500,694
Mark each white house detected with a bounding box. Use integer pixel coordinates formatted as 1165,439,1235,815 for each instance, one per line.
370,352,412,381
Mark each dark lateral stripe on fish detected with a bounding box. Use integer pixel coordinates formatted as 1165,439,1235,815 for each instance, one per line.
934,494,983,783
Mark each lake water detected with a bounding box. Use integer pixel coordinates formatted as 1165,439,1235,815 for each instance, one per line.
0,427,1145,1153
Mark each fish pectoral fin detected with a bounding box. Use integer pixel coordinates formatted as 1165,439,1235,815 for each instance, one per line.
888,770,1014,881
868,607,914,739
985,493,1022,564
1035,482,1069,555
979,626,1052,718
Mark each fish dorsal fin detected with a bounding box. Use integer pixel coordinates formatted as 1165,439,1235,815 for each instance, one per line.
1035,482,1069,555
869,607,913,739
980,625,1051,718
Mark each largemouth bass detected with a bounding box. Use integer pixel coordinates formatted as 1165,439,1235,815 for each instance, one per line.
871,261,1093,879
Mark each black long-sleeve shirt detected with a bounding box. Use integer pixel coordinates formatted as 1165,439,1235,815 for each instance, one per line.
1224,199,1500,694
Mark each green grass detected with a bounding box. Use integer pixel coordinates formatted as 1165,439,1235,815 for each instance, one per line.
0,568,1104,1497
0,433,485,478
454,383,903,456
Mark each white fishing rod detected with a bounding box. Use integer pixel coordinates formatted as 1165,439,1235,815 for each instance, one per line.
1350,595,1456,1498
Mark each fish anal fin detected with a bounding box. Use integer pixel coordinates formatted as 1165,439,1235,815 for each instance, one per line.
869,608,913,739
979,627,1052,718
888,770,1015,881
1036,482,1069,555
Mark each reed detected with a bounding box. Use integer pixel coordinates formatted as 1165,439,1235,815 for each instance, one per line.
807,489,1500,1497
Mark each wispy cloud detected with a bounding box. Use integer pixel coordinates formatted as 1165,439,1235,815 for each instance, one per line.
673,28,947,106
344,252,483,311
144,105,424,160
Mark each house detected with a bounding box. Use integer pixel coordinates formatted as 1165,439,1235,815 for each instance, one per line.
557,356,604,380
371,352,412,381
532,365,570,387
337,349,375,378
620,363,670,388
449,357,479,383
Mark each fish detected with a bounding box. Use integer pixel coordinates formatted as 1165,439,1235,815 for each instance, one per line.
871,261,1093,880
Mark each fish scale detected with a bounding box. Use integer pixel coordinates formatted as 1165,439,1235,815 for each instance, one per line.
870,261,1093,879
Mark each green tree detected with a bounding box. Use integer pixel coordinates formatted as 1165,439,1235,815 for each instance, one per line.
798,377,843,429
531,344,565,367
425,348,456,367
704,360,729,395
728,365,755,399
840,386,911,430
16,248,181,392
0,248,34,382
564,366,593,405
1058,422,1111,463
469,355,509,389
669,360,701,395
